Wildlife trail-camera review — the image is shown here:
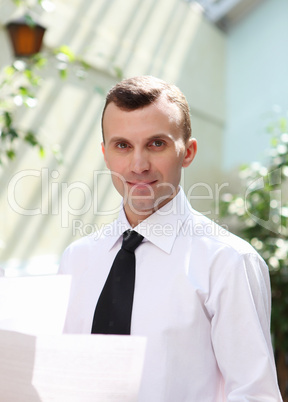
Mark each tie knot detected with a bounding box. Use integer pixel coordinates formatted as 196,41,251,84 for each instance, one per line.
122,230,144,252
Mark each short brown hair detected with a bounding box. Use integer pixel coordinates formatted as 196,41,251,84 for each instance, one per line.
102,76,191,142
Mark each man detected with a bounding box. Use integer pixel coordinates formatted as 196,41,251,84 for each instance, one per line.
59,76,282,401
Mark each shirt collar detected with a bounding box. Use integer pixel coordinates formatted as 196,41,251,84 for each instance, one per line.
101,211,131,252
104,187,192,254
134,187,191,253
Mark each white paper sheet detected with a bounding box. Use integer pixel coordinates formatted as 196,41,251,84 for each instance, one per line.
0,330,146,402
0,275,71,335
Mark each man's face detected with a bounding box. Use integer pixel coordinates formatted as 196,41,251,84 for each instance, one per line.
102,97,197,225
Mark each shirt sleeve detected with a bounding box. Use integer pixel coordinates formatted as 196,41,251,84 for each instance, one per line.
207,251,283,401
58,242,79,275
58,247,70,275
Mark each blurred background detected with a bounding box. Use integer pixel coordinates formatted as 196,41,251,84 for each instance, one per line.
0,0,287,397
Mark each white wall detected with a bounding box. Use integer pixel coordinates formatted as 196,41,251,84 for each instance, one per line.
224,0,288,170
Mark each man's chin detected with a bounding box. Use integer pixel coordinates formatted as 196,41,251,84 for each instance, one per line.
127,202,156,217
126,196,172,217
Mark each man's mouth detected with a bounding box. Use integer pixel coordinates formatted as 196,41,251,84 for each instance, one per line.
126,180,158,188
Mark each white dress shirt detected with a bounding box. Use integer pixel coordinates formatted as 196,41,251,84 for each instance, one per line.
59,187,282,401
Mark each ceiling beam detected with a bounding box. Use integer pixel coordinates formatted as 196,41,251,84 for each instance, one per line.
198,0,244,22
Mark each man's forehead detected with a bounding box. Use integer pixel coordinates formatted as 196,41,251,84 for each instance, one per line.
155,95,182,122
104,96,181,122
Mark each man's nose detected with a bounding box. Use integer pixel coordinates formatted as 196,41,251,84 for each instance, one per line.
130,150,150,174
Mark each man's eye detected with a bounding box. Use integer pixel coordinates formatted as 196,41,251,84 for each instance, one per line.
151,140,164,147
116,143,128,149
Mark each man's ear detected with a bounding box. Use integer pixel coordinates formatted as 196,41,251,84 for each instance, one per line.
182,138,197,168
101,142,110,169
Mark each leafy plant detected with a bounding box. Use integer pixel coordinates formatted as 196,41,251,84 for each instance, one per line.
0,46,90,164
1,0,124,164
220,115,288,397
0,0,92,164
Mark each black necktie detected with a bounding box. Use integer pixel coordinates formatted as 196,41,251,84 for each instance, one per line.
91,230,144,335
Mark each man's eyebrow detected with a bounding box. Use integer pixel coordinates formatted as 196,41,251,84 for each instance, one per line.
147,134,174,142
108,136,130,144
108,133,172,143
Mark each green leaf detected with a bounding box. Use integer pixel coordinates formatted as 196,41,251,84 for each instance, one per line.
12,0,23,6
6,149,16,159
80,60,91,70
24,132,38,146
24,69,33,80
19,86,29,96
4,112,12,128
113,66,123,80
24,14,37,28
39,145,45,158
33,55,47,69
270,137,278,147
279,117,287,132
8,128,19,141
59,68,67,79
4,66,16,77
23,69,41,86
239,164,249,172
56,46,75,62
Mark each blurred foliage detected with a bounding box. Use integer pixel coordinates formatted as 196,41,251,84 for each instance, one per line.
12,0,56,13
1,0,123,165
220,115,288,355
0,47,90,164
0,0,89,164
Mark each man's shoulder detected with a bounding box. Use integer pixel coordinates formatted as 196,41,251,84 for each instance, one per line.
59,221,119,274
64,234,98,252
186,208,258,257
62,220,118,255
